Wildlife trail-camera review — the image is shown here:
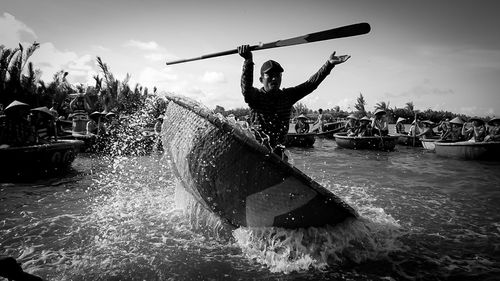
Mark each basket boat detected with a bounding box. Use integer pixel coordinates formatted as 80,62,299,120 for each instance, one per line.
0,139,83,178
162,95,357,228
334,133,398,151
434,140,500,160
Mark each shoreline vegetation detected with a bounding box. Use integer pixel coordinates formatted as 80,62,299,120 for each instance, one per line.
0,41,494,126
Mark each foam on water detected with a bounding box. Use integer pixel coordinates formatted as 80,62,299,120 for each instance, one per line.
231,181,405,274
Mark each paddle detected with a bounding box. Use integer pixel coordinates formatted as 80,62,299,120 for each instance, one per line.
378,128,385,149
166,22,371,65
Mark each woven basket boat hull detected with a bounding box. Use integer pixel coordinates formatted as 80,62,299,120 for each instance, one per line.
434,141,500,160
334,133,398,151
162,95,357,228
0,139,83,178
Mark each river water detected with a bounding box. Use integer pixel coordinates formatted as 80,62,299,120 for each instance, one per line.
1,138,500,280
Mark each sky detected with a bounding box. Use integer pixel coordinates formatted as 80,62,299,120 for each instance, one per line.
2,0,500,117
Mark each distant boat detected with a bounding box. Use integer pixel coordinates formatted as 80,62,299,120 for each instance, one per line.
284,133,316,147
395,134,422,147
434,141,500,160
334,133,398,151
0,139,83,179
421,138,440,151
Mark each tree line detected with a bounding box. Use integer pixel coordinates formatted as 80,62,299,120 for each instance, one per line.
214,92,486,124
0,42,166,120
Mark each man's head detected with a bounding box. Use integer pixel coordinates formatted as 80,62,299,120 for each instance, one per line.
260,60,283,92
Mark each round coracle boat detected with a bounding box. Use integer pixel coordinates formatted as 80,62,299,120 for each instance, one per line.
161,95,357,229
434,140,500,160
334,133,398,151
0,139,83,178
284,133,316,147
396,134,422,147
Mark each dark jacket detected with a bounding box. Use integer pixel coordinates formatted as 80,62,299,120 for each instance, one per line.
241,59,334,148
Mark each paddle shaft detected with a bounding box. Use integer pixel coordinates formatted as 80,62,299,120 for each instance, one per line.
166,22,371,65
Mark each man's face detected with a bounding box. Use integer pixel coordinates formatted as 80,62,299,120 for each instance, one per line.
260,72,282,92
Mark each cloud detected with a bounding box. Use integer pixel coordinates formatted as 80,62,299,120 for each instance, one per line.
144,53,170,62
124,39,177,62
124,40,160,50
200,71,226,83
137,67,178,89
0,12,37,47
91,45,111,52
30,42,96,84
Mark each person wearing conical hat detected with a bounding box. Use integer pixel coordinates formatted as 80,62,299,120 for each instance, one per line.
355,116,372,137
441,117,465,142
0,100,35,147
372,109,388,136
395,117,406,134
437,118,450,138
408,118,422,137
86,111,106,135
294,114,310,134
30,106,57,143
344,114,358,136
484,117,500,142
462,117,486,142
416,120,437,139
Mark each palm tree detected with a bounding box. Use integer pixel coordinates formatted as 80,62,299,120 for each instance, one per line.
354,92,367,117
0,41,40,105
375,101,390,111
405,101,414,112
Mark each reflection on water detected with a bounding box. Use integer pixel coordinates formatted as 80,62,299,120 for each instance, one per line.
1,138,500,280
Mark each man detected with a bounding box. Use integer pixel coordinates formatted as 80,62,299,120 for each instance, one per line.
372,109,389,136
237,44,350,158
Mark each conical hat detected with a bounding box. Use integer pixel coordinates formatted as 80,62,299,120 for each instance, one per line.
297,114,308,119
90,111,102,119
421,120,435,125
449,117,464,125
5,100,29,112
396,117,405,124
374,108,386,115
487,117,500,126
347,114,357,120
469,117,484,125
359,116,371,122
31,106,54,118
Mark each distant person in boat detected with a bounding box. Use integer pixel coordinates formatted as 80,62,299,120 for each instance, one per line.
295,114,310,133
103,111,118,131
49,101,59,118
86,111,105,135
437,118,450,137
312,108,324,133
395,117,406,134
408,119,422,137
355,116,372,137
484,117,500,142
0,100,36,147
417,120,437,139
440,117,464,141
154,115,164,135
462,117,486,142
372,109,389,136
30,106,57,143
344,114,358,136
237,44,350,159
69,94,91,113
